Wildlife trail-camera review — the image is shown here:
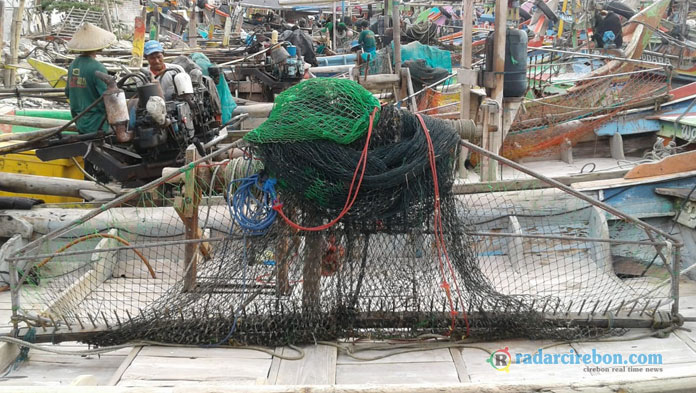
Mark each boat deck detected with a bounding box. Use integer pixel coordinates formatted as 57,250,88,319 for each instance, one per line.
0,280,694,391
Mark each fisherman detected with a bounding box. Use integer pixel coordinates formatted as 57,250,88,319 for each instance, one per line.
593,9,623,49
64,22,116,135
143,40,186,99
320,15,348,48
357,20,377,61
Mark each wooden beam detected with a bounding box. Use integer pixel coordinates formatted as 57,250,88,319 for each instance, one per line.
107,346,142,386
176,146,203,291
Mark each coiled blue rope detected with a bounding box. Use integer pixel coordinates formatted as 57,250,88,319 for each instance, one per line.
226,174,278,236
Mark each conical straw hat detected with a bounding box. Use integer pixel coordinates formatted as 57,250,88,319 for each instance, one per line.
67,22,116,52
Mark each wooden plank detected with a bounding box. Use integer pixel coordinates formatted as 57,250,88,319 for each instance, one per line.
588,206,612,274
266,346,284,384
138,346,271,359
336,347,454,364
43,229,119,318
655,187,696,202
118,355,272,383
449,347,471,383
275,344,336,385
0,342,19,373
573,333,696,365
625,151,696,179
107,346,142,386
335,361,459,385
574,170,696,192
0,349,125,386
460,339,590,384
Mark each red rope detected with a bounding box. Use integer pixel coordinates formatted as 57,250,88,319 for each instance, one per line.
273,108,378,232
415,113,470,337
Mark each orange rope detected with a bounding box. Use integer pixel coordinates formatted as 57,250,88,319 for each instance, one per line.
36,234,157,279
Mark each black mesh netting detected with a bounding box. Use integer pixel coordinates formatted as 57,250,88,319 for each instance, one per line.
13,81,675,347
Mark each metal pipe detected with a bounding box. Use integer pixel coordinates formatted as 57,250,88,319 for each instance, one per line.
468,231,667,247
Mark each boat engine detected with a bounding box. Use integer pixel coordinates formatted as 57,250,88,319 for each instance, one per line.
128,69,219,165
35,69,222,186
230,43,305,101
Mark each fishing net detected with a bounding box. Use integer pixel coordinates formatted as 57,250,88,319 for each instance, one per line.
244,78,381,145
503,61,670,160
8,79,682,348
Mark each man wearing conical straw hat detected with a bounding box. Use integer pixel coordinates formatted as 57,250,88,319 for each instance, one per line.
64,22,116,134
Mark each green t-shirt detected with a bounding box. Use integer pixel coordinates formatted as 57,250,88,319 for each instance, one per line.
65,55,109,134
359,29,376,52
321,21,347,34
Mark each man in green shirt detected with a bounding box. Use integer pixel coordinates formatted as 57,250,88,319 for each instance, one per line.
320,16,347,48
357,20,377,60
64,23,116,134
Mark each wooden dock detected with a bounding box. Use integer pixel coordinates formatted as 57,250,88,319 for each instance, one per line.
0,284,693,391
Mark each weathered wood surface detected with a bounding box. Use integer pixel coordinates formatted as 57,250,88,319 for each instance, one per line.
655,187,696,202
275,345,336,385
625,151,696,179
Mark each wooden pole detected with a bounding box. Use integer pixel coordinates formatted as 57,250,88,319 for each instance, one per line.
332,1,336,51
0,1,5,85
101,0,113,32
392,0,401,74
222,15,232,47
481,0,507,182
302,233,322,312
189,5,197,48
177,145,202,292
6,0,26,88
458,0,472,178
460,0,471,118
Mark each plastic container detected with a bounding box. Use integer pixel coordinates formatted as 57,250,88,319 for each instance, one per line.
485,28,528,98
286,45,297,57
0,142,84,203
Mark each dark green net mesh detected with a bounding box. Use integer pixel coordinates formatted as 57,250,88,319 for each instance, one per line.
244,78,381,145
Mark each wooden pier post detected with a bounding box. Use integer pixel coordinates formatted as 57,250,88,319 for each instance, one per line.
392,0,401,75
480,0,507,181
302,233,322,312
176,145,202,292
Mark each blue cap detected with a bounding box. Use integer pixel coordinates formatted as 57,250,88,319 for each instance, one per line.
144,40,164,56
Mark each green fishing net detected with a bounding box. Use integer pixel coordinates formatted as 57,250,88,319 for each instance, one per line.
244,78,381,144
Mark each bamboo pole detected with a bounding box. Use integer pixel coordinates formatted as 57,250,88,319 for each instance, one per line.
6,0,25,88
0,172,123,198
392,0,401,74
0,2,5,84
0,115,76,131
